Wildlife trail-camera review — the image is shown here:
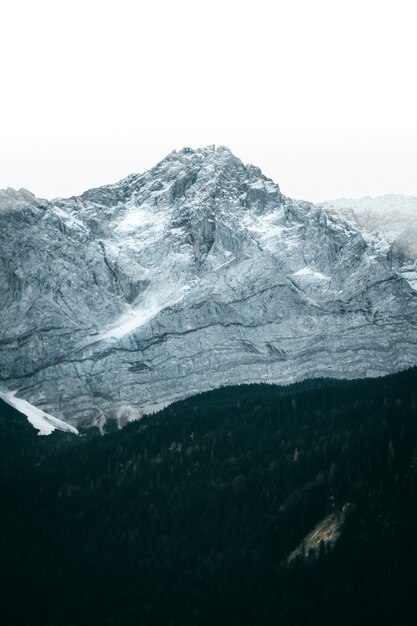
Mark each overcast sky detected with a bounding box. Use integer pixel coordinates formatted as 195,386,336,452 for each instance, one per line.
1,0,416,202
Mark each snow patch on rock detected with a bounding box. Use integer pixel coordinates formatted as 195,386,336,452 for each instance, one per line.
0,390,79,436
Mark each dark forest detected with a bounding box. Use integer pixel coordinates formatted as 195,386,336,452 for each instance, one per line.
1,369,417,625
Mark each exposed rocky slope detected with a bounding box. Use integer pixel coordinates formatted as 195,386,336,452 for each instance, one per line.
1,147,417,430
322,195,417,290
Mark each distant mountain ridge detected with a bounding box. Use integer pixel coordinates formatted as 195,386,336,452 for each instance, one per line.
322,194,417,289
1,147,417,431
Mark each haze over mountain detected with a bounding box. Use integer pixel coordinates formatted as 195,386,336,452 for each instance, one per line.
1,146,417,432
323,195,417,290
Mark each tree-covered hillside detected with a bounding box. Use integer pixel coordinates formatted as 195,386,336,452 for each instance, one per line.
1,370,417,625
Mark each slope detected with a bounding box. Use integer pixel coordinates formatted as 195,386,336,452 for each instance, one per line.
1,370,417,625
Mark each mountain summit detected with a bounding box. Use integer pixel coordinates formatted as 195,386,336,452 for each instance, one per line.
1,147,417,431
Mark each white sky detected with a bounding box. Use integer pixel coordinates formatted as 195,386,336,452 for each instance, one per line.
1,0,416,202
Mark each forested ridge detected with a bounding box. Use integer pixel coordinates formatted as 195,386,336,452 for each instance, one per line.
1,369,417,625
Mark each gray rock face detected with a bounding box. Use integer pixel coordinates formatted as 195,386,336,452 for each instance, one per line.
2,146,417,430
322,195,417,291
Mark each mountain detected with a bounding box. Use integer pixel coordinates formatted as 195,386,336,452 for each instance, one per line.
322,194,417,290
1,147,417,431
2,369,417,625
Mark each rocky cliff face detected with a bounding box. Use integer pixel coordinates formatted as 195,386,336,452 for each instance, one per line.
1,146,417,431
322,195,417,291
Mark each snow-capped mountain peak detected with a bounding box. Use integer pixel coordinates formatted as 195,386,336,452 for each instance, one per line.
1,149,417,431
